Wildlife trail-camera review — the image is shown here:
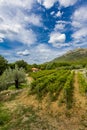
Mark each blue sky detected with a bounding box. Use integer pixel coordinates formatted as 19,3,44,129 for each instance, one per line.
0,0,87,64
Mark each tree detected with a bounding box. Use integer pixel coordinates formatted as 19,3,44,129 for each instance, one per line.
0,66,26,91
0,55,8,75
12,65,26,89
15,60,28,71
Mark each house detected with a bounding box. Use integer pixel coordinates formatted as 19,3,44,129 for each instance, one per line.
32,67,39,72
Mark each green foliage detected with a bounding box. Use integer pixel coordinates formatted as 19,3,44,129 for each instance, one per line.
30,69,57,80
78,72,87,94
8,63,15,69
0,65,26,91
15,60,28,71
64,72,74,109
53,48,87,64
45,48,87,69
30,69,71,101
13,65,26,83
0,105,11,126
0,105,39,130
0,55,8,75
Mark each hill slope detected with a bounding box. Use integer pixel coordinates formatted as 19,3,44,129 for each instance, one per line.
53,48,87,63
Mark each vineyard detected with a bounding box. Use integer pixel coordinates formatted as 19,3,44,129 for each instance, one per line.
78,72,87,94
0,69,87,130
30,69,73,108
29,69,87,109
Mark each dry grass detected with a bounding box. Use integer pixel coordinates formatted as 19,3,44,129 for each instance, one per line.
0,72,87,130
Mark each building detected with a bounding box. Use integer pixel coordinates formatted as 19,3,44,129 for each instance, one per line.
32,68,39,72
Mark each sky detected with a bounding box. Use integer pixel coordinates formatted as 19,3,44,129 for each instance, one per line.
0,0,87,64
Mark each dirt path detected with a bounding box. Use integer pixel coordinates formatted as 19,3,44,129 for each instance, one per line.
26,76,34,85
74,70,86,108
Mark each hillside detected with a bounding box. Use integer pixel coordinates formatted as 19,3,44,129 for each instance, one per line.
53,48,87,63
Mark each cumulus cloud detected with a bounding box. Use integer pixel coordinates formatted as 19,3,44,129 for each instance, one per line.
49,31,66,43
0,0,34,10
0,0,42,44
72,28,87,39
72,6,87,43
54,20,71,32
24,14,42,27
58,0,78,7
54,23,65,31
37,0,77,8
16,44,69,63
37,0,57,9
1,42,72,64
72,6,87,22
17,49,30,56
15,44,59,63
42,0,57,8
48,31,66,48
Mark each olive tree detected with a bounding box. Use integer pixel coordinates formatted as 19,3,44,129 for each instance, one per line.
0,65,26,91
12,65,26,89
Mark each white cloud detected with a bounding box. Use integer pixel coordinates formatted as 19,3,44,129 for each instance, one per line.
37,0,77,8
56,11,63,17
54,23,65,31
72,6,87,22
49,31,66,44
0,33,5,43
0,0,34,10
43,0,57,8
52,43,70,48
16,44,69,63
72,28,87,39
1,43,72,64
37,0,43,5
17,50,30,56
58,0,78,7
72,6,87,43
72,6,87,29
37,0,57,9
56,20,71,24
54,20,71,31
16,44,58,63
24,14,42,27
0,0,43,45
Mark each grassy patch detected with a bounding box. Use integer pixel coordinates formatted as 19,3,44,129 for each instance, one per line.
0,105,38,130
8,83,28,90
0,104,11,127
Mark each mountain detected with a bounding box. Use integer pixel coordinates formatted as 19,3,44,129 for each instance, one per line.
52,48,87,63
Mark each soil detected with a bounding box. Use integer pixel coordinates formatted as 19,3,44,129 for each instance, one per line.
1,73,87,130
